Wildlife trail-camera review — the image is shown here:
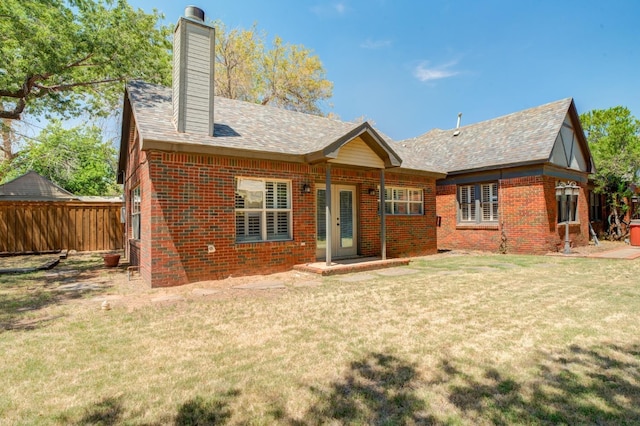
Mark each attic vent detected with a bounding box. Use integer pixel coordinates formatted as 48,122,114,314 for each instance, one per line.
453,112,462,136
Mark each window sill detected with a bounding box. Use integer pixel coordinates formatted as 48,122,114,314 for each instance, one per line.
456,223,499,230
235,238,294,247
557,221,580,226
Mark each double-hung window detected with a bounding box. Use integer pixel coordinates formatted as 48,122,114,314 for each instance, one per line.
588,191,602,222
131,186,141,240
458,182,498,224
235,178,291,242
381,187,423,215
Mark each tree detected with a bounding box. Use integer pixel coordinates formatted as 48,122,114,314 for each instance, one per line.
214,21,333,115
1,121,119,196
580,106,640,233
0,0,172,123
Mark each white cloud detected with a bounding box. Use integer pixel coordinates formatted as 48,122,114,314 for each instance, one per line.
360,38,392,49
311,2,348,17
413,60,460,82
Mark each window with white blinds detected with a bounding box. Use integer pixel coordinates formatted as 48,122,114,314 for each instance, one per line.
380,187,424,215
458,182,498,224
131,186,141,240
235,178,291,242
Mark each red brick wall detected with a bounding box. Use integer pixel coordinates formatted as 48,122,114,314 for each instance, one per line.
436,174,589,254
129,151,437,287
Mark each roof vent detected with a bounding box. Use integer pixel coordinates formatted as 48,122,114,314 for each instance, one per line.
453,112,462,136
185,6,205,22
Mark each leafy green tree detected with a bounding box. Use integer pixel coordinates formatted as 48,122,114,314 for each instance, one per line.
580,106,640,233
0,0,172,122
1,121,119,196
214,21,333,115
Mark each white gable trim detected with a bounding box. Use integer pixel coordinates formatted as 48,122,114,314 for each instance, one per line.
549,113,589,172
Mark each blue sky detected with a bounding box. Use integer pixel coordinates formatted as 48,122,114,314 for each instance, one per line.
130,0,639,140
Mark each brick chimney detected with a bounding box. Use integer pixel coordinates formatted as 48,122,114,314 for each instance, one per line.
172,6,215,136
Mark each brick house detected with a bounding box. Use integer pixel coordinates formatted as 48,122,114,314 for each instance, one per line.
117,8,445,287
397,99,595,254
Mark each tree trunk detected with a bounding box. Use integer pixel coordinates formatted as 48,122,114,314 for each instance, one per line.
1,118,15,162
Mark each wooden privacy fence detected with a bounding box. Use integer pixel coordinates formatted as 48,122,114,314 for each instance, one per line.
0,201,124,254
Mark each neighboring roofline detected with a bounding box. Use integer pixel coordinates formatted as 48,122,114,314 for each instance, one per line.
0,170,79,200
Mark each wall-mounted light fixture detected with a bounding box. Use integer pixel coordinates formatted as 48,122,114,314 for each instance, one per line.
368,188,377,196
302,183,311,194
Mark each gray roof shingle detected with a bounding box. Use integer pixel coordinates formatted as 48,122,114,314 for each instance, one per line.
0,171,77,201
128,81,391,157
396,98,576,173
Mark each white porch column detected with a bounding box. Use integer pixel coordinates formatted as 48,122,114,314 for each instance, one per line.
325,164,332,266
380,168,386,260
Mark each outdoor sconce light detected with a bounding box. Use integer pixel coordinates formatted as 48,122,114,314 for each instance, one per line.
555,181,579,254
368,188,376,196
302,183,311,194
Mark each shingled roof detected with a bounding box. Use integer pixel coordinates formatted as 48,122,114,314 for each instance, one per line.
0,171,77,201
396,98,591,174
120,81,448,174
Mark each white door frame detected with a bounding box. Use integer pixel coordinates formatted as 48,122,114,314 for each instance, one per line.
316,184,358,259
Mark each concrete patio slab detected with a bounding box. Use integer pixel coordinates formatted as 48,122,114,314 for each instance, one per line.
293,257,411,276
339,273,377,282
233,281,286,290
375,267,420,277
588,246,640,259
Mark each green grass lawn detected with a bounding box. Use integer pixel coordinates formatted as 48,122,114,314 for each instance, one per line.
1,253,639,424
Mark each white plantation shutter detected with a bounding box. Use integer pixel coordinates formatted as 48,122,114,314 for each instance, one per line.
481,183,498,221
460,185,475,221
236,178,291,241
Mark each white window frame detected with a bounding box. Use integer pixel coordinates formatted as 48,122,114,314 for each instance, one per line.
379,187,424,215
131,186,141,240
458,182,498,224
235,177,292,242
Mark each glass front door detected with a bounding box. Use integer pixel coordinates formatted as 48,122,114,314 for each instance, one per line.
316,185,358,259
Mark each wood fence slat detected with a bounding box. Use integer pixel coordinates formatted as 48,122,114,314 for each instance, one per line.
0,207,6,252
0,201,123,254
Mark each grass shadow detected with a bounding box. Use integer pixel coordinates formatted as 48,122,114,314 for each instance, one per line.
76,396,124,425
437,343,640,424
175,390,240,425
294,352,435,424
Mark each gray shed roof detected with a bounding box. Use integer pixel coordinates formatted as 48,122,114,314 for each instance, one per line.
122,81,445,175
0,171,78,201
396,98,591,174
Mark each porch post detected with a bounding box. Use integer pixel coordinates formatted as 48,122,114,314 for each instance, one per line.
325,164,332,266
380,168,386,260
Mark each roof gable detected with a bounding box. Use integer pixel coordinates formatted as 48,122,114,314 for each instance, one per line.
398,98,594,175
0,171,77,201
120,81,415,172
549,113,590,172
